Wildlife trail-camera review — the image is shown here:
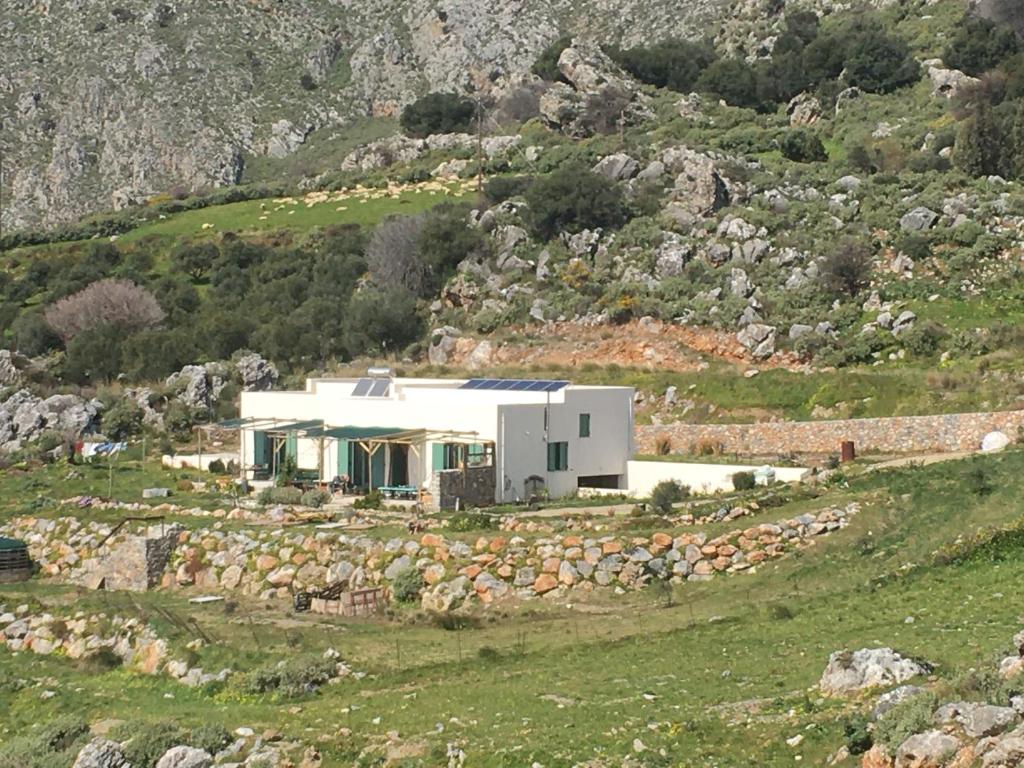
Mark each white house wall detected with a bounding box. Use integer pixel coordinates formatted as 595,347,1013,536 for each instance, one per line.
626,460,810,496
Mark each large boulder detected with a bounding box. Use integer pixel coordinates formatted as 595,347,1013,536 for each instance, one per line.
73,739,130,768
926,63,981,99
900,207,939,232
592,153,639,182
820,648,927,696
155,746,212,768
736,324,776,360
661,147,731,217
0,350,22,387
894,730,960,768
235,353,279,392
787,93,821,126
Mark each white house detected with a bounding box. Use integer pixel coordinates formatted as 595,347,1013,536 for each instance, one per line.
231,374,635,508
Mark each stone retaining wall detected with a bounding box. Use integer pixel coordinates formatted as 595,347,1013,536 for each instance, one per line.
636,410,1024,457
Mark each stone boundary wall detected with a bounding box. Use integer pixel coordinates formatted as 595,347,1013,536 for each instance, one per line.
635,410,1024,456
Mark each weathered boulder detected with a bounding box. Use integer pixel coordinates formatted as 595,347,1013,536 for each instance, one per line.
72,738,130,768
927,64,981,99
894,730,960,768
787,93,821,126
736,324,776,360
593,153,639,181
900,207,939,232
661,146,731,216
428,327,461,366
820,648,927,695
155,746,212,768
235,353,279,392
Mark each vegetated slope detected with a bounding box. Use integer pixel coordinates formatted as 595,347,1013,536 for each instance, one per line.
0,449,1020,765
0,0,734,232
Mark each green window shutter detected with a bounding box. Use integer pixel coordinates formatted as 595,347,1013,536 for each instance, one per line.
548,441,568,471
371,449,386,489
432,443,445,471
336,439,350,478
285,433,298,461
253,431,268,465
547,442,557,472
579,413,591,438
559,442,568,470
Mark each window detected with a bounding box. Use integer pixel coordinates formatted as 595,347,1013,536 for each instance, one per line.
579,413,591,438
547,441,569,471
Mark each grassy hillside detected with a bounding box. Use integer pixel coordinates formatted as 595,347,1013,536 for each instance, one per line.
1,450,1021,766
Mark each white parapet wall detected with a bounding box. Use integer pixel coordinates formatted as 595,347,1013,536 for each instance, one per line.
625,460,810,497
161,453,237,472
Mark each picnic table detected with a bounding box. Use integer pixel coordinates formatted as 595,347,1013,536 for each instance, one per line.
379,485,418,500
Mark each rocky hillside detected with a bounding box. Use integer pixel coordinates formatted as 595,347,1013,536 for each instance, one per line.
0,0,744,232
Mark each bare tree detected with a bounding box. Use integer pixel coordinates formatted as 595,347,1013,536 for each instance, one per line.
45,278,166,342
365,214,427,295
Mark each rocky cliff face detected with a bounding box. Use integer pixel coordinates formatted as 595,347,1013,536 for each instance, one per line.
1,0,729,232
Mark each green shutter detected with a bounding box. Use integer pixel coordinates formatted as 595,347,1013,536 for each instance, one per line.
253,431,268,465
336,439,350,478
285,433,298,461
432,443,445,471
560,442,568,470
371,448,386,489
579,413,591,438
547,442,557,472
548,441,568,471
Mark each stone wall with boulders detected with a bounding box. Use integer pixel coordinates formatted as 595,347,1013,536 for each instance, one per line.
637,410,1024,457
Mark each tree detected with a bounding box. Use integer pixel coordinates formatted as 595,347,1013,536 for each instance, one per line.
944,14,1020,77
10,310,61,356
843,27,918,93
695,58,766,110
524,163,627,240
366,214,428,294
819,239,873,297
399,92,476,138
953,103,1001,177
418,203,486,296
62,324,125,384
44,278,165,343
532,35,572,82
343,287,423,358
102,399,144,440
1011,100,1024,179
649,480,688,514
609,39,718,92
780,129,827,162
170,241,219,280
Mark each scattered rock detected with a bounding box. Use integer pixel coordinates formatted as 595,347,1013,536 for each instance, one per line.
820,648,927,695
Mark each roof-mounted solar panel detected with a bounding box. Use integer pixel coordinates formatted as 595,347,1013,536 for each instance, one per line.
368,379,390,397
351,379,372,396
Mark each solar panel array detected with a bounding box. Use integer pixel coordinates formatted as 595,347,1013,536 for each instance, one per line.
351,378,390,397
459,379,569,392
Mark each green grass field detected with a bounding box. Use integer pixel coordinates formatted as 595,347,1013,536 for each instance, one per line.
1,450,1021,766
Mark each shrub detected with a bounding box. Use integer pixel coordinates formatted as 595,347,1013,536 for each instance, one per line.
608,39,718,92
875,692,939,751
45,278,165,342
207,458,227,474
654,435,672,456
966,460,994,496
842,714,873,755
484,175,532,204
162,400,195,438
188,724,231,755
400,92,476,138
780,129,827,162
301,489,331,508
842,26,918,93
532,35,572,81
901,321,946,357
944,13,1020,77
732,471,756,491
819,239,873,297
0,715,90,768
524,163,627,240
695,58,766,110
649,480,689,514
391,566,425,603
241,655,336,697
257,486,303,505
353,489,383,509
448,511,496,531
102,398,144,440
114,721,188,768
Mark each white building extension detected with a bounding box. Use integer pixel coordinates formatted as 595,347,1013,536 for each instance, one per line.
234,374,635,508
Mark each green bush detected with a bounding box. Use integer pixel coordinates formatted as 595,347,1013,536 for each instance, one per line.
188,724,231,755
944,13,1020,77
257,486,303,505
901,322,946,357
391,566,426,603
300,489,332,508
779,129,827,163
241,655,337,697
819,239,873,297
114,721,188,768
695,58,766,110
732,471,756,491
102,398,144,440
400,92,476,138
842,714,873,755
448,511,496,531
532,35,572,81
207,458,227,474
874,691,939,751
484,175,532,204
353,489,383,509
524,163,627,240
649,479,689,514
0,715,90,768
607,39,717,92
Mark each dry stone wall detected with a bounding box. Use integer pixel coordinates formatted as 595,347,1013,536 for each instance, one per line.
636,410,1024,456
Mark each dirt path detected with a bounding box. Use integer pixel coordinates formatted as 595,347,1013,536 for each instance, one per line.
865,451,975,471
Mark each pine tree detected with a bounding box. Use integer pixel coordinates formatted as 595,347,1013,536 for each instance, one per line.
953,103,1000,178
1011,100,1024,180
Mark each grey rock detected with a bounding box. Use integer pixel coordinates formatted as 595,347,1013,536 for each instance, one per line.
789,324,813,340
872,685,927,720
155,746,212,768
787,93,821,126
900,207,939,232
637,160,665,182
0,351,22,387
820,648,927,695
662,146,730,216
428,326,461,366
895,731,960,767
892,311,917,336
730,267,752,298
593,153,639,181
235,353,279,392
736,323,776,360
927,64,981,99
73,739,130,768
